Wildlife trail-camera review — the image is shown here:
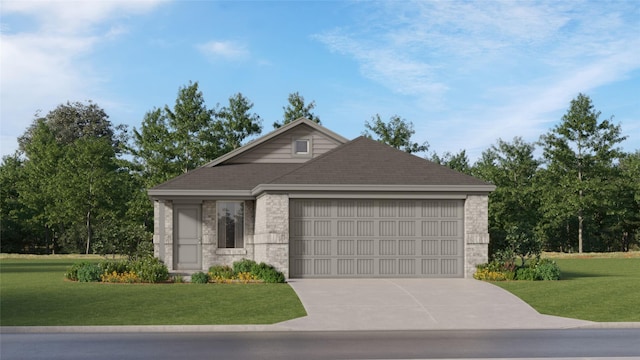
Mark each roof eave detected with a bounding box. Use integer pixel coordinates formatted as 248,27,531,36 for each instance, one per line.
251,184,496,196
148,189,254,200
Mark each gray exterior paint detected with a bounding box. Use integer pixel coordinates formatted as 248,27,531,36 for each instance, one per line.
150,118,495,278
289,199,465,278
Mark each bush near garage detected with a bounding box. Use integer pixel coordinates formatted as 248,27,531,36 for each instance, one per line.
207,259,285,283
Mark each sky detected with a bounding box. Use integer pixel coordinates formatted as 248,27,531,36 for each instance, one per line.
1,0,639,162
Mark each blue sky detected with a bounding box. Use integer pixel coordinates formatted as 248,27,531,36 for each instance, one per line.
1,1,639,162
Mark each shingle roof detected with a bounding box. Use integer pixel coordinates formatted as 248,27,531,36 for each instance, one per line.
151,163,302,190
151,136,491,192
269,136,490,186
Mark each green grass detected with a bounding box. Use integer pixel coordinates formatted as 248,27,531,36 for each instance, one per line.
493,254,640,322
0,256,306,326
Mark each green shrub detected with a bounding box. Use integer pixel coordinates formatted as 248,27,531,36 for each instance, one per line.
191,271,209,284
65,261,91,281
77,263,102,282
515,266,538,281
233,259,256,274
535,258,561,280
208,265,234,279
251,262,285,283
131,257,169,283
99,260,130,275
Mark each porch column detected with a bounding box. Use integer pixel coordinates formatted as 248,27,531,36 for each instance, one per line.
464,195,490,278
254,193,289,277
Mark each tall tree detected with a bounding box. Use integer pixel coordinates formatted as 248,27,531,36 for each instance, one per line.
215,93,263,154
431,150,471,174
132,83,264,188
538,93,627,252
273,92,320,128
363,114,429,154
472,137,541,256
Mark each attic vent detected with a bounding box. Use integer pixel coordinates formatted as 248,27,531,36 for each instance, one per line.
294,139,310,155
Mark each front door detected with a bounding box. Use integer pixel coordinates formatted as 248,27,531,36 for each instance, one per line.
174,204,202,270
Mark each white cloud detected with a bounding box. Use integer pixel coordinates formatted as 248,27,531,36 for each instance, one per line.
197,40,249,61
0,0,165,156
316,1,640,161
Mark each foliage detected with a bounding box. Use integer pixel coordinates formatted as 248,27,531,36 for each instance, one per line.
101,271,140,283
538,93,627,253
474,256,559,282
190,271,210,284
208,265,235,279
130,257,169,283
231,259,285,283
233,258,256,274
430,150,471,174
273,92,320,128
76,263,102,282
64,261,91,281
215,93,263,154
363,114,429,154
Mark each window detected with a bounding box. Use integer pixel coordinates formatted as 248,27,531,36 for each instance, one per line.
294,139,310,155
217,201,244,248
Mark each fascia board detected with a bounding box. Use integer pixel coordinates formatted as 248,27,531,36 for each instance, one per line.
251,184,496,196
148,189,253,199
203,118,349,167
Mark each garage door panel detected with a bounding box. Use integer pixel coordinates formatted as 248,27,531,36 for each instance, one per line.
290,199,464,278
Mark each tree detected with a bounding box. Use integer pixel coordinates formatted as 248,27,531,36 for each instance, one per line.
215,93,263,154
431,150,471,174
363,114,429,154
0,155,32,252
273,92,320,128
472,137,541,257
538,93,627,252
132,83,264,188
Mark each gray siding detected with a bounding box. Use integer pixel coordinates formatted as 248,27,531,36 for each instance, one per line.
228,125,341,164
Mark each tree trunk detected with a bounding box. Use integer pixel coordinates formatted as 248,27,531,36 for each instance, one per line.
85,210,91,255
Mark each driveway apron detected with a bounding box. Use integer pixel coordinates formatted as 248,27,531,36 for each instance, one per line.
279,279,593,331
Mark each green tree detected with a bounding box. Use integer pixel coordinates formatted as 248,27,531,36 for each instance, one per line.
273,92,320,128
215,93,263,154
363,114,429,154
132,83,264,188
0,155,33,252
431,150,471,174
472,137,541,257
538,93,627,252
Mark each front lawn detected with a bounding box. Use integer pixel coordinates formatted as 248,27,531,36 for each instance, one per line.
493,252,640,322
0,256,306,326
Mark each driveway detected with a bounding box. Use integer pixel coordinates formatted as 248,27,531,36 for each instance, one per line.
279,279,594,330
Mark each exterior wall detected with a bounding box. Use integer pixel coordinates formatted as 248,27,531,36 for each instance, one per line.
153,200,174,271
254,193,290,277
228,125,341,164
464,195,490,278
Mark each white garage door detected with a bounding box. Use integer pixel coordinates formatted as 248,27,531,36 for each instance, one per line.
289,199,464,278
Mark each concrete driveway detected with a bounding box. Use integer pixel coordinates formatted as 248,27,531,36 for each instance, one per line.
279,279,594,331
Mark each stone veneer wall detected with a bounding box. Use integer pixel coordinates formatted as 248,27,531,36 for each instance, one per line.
464,195,490,278
153,200,174,271
253,193,290,277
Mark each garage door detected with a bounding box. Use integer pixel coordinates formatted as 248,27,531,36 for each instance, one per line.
289,199,464,278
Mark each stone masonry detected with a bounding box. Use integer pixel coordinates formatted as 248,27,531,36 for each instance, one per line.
253,193,290,277
464,195,490,278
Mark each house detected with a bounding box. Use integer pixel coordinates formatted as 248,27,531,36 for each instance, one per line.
149,118,495,278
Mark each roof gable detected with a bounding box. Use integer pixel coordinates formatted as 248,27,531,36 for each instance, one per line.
203,118,348,167
268,136,491,186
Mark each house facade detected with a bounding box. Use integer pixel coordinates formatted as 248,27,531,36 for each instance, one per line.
149,118,495,278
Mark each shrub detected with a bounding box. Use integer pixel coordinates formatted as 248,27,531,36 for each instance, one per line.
191,271,209,284
77,263,102,282
250,262,285,283
131,257,169,283
101,271,140,283
208,265,234,280
65,261,91,281
99,260,130,275
233,259,255,274
535,258,561,280
515,266,538,281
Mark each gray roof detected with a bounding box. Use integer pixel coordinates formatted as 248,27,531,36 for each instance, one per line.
152,136,491,193
270,136,490,186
